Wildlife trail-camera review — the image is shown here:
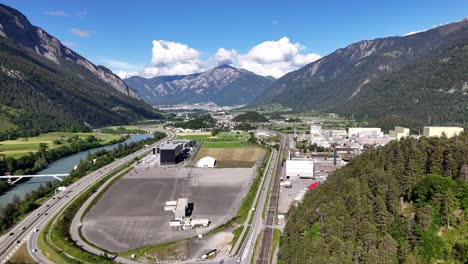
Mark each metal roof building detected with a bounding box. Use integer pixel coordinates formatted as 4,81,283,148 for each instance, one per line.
286,159,314,179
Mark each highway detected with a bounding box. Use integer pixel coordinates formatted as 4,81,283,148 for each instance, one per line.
0,129,174,264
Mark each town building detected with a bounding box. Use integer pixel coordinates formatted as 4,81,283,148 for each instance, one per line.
323,129,347,140
389,126,410,140
423,126,464,138
348,127,382,138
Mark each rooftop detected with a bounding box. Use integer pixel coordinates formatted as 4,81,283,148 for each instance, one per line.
160,143,181,150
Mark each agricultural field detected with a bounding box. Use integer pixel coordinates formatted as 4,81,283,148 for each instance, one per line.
0,132,122,158
177,132,250,142
203,141,248,148
0,114,16,133
195,144,265,168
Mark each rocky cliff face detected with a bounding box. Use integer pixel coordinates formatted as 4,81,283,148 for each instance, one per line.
0,4,139,99
125,65,274,106
254,18,468,110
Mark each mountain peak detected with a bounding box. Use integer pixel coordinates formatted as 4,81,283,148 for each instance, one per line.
125,65,274,106
214,64,235,69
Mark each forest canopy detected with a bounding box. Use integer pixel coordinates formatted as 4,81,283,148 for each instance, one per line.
279,132,468,264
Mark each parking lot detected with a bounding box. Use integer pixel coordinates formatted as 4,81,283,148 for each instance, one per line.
82,166,255,252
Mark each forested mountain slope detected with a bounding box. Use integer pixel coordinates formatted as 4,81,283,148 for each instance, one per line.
254,19,468,126
280,133,468,264
339,41,468,130
0,4,161,138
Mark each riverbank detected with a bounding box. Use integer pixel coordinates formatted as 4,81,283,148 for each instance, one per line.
0,132,166,235
0,132,123,158
0,134,154,208
0,133,129,197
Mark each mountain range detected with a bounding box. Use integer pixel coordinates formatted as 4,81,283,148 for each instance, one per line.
254,19,468,127
124,65,274,106
0,4,160,137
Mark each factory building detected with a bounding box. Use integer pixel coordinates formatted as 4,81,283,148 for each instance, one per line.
285,159,314,179
159,143,183,164
169,139,194,148
323,129,347,140
348,127,382,138
423,126,464,138
197,156,216,168
389,126,410,140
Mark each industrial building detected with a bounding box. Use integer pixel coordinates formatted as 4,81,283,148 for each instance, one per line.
285,159,314,179
348,127,382,138
197,156,216,168
168,139,194,148
389,126,410,140
423,126,464,138
159,143,183,164
165,198,209,229
323,129,347,140
175,198,188,221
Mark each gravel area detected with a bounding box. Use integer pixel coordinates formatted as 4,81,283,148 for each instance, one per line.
82,166,255,252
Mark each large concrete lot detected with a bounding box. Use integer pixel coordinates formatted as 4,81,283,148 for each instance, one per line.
82,166,255,252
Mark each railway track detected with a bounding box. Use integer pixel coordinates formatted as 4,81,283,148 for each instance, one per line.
256,135,285,264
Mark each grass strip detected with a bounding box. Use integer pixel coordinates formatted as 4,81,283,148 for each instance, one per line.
38,163,133,263
234,226,251,255
230,226,244,252
270,228,281,263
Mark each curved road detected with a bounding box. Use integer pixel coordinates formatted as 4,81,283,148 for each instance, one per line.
0,129,174,264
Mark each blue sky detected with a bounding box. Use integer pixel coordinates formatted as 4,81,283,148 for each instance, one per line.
3,0,468,78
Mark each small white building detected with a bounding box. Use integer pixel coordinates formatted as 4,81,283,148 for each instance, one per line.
423,126,464,138
197,156,216,168
286,159,314,179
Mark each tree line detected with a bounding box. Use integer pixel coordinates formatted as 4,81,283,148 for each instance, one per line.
0,135,126,193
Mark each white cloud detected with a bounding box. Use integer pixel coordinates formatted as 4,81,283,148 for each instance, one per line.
215,48,238,65
237,37,321,78
69,28,94,38
117,70,139,79
98,58,142,71
43,10,68,16
115,37,320,79
127,40,206,77
151,40,200,67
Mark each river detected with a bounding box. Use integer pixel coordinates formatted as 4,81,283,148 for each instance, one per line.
0,134,153,207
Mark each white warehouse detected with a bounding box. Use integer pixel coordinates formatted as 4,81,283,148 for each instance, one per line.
423,126,464,138
197,156,216,168
286,159,314,179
